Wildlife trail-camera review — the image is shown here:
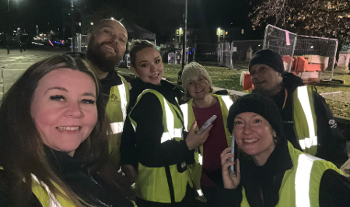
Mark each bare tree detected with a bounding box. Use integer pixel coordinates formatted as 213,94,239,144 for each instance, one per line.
250,0,350,43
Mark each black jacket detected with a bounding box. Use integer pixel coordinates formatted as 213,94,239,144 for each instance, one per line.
120,78,193,168
270,73,347,167
0,148,134,207
217,140,350,207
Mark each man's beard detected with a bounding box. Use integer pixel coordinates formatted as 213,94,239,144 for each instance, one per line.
86,40,121,73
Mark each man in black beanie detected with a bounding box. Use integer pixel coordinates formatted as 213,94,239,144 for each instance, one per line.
249,49,348,167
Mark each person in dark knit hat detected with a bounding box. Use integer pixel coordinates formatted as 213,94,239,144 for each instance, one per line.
180,62,234,205
218,93,350,207
248,49,347,168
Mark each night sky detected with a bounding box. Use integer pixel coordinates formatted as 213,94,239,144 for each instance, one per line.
0,0,258,42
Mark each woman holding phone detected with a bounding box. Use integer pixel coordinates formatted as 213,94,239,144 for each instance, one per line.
120,40,212,207
220,93,350,207
180,62,234,206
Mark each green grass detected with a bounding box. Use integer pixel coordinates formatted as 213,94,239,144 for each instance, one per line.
117,62,350,118
117,62,247,91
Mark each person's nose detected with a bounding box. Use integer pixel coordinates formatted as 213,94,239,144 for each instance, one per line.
243,123,253,135
65,102,83,118
150,64,157,72
109,32,118,43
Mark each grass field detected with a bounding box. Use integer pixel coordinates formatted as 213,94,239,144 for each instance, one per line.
117,61,350,118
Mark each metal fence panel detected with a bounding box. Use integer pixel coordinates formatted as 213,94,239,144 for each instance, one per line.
263,25,298,72
294,35,338,80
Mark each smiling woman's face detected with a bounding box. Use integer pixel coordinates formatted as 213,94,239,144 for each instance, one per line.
30,68,98,157
187,75,211,100
131,47,164,85
233,112,276,163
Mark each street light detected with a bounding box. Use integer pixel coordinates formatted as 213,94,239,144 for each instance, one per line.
216,27,225,43
176,27,183,43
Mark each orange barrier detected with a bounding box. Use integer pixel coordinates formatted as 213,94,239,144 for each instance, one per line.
243,73,254,90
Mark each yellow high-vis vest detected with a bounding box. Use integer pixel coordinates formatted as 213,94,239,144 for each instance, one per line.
31,174,75,207
129,89,192,203
180,94,233,201
293,85,318,155
105,75,130,168
240,142,342,207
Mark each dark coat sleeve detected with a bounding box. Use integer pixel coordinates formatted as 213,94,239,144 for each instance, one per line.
216,187,242,207
120,117,138,168
0,193,10,207
313,91,348,167
0,170,10,207
319,169,350,207
130,93,193,168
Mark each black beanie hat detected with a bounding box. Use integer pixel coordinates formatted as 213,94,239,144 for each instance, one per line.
248,49,285,74
227,93,285,141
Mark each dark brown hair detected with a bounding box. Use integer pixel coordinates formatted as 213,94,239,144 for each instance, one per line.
0,54,110,206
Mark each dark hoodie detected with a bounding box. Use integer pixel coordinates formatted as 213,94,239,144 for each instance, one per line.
271,73,347,167
0,148,134,207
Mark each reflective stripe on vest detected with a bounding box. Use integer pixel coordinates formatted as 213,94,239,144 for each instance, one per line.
198,153,203,165
295,86,317,151
221,95,233,110
295,154,322,207
31,174,63,207
180,104,189,132
131,90,183,143
109,79,128,135
162,97,183,143
118,79,128,121
110,122,124,134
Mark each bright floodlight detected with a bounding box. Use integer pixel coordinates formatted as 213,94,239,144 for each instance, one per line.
111,17,114,20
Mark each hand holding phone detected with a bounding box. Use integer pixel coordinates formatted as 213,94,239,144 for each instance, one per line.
197,115,217,135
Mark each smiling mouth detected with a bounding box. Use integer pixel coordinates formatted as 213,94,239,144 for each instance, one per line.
243,139,258,143
195,89,204,93
102,44,116,53
57,127,80,131
150,73,160,79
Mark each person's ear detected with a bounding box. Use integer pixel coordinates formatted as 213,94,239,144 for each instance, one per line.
130,66,138,77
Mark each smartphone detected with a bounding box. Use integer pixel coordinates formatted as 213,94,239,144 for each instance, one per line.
231,134,236,176
197,115,217,135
